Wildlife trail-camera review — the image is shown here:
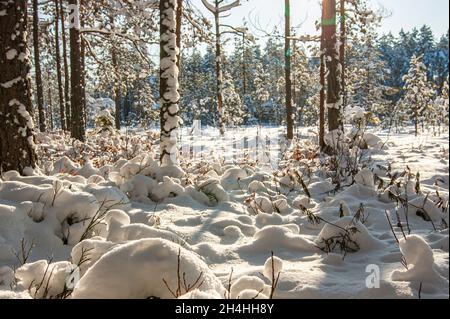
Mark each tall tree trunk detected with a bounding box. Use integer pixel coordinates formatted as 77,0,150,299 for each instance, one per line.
111,47,121,130
47,70,54,131
160,0,180,166
33,0,46,132
0,0,37,174
175,0,183,112
339,0,346,116
323,0,342,132
214,1,225,136
176,0,182,71
285,0,294,140
54,0,66,130
242,34,247,97
319,48,326,149
60,0,71,130
414,96,419,136
80,0,87,130
110,13,121,130
68,0,85,141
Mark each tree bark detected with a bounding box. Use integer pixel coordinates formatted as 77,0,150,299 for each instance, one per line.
214,1,225,135
323,0,342,132
111,46,122,130
285,0,294,140
339,0,346,115
47,70,54,131
0,0,37,174
60,0,71,130
33,0,46,132
109,13,122,130
80,0,87,129
242,34,247,96
319,47,326,149
160,0,180,166
54,0,66,130
176,0,182,71
68,0,85,141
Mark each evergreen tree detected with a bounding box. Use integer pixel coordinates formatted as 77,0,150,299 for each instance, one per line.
399,54,434,136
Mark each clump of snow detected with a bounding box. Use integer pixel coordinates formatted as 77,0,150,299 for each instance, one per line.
292,195,315,209
263,255,284,280
221,167,249,190
240,225,316,253
15,260,72,299
391,235,448,284
72,239,225,299
354,168,375,188
230,275,266,299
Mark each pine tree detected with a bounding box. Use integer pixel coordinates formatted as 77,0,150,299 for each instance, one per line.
400,55,434,136
0,0,37,174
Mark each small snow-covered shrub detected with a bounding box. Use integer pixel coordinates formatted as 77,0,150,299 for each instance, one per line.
316,216,383,254
15,260,72,299
94,110,115,134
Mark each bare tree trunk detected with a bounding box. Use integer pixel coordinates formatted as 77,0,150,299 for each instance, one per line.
285,0,294,140
80,0,86,130
319,49,326,149
414,96,419,136
0,0,37,174
68,0,85,141
54,0,66,130
112,46,122,130
33,0,46,132
47,70,54,131
160,0,180,166
176,0,182,71
339,0,346,116
214,5,225,136
242,33,247,96
60,0,71,130
323,0,342,132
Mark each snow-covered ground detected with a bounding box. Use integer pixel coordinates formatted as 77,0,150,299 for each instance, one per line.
0,126,448,299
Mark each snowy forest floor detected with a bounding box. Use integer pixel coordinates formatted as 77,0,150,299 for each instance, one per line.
0,126,448,299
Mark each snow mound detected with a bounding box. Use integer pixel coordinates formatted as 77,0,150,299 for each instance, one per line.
391,235,448,284
104,210,189,246
197,179,230,204
237,289,268,299
354,169,375,188
239,226,316,253
0,203,26,261
292,195,315,209
230,275,266,299
72,239,225,299
71,238,117,275
408,196,444,222
316,216,383,252
221,167,249,190
263,255,284,280
15,260,72,299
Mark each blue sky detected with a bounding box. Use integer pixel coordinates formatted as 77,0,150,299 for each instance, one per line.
190,0,449,41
